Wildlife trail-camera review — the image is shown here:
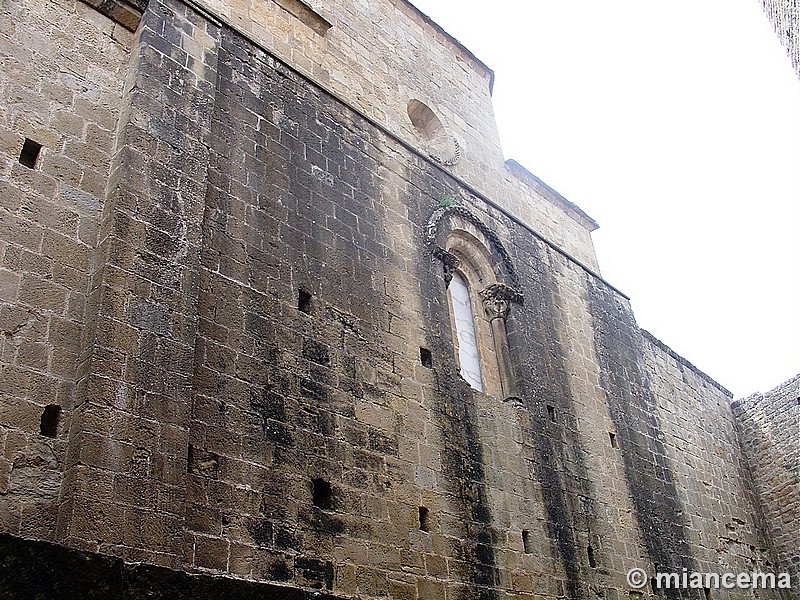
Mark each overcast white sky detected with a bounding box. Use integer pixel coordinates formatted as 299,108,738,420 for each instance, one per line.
410,0,799,398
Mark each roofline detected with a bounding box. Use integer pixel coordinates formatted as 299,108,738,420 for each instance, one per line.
505,159,599,232
641,330,732,398
399,0,496,94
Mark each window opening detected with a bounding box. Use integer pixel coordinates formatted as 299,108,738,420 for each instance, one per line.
448,271,483,391
407,100,443,139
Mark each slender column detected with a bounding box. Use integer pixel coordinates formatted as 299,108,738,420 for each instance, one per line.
479,283,521,402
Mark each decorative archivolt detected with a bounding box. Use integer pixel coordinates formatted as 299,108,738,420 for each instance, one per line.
429,136,461,167
424,204,523,305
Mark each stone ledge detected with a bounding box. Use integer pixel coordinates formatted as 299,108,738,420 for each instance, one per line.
79,0,147,31
273,0,331,36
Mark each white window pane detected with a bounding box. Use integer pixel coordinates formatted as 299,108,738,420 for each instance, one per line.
449,272,484,391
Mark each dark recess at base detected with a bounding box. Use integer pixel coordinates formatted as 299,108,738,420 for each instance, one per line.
0,533,343,600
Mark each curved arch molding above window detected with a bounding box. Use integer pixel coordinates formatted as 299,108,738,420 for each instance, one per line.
425,203,523,305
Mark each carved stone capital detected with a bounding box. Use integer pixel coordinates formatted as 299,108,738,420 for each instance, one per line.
479,283,522,321
432,248,460,287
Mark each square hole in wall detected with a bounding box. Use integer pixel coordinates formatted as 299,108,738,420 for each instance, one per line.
40,404,61,438
298,289,312,313
418,506,430,532
311,478,332,509
522,529,532,554
419,347,432,369
19,138,42,169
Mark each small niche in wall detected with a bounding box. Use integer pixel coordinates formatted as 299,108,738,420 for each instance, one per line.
298,289,312,313
609,432,618,448
40,404,61,438
311,478,333,509
419,347,432,369
406,99,460,166
408,100,444,140
587,544,596,568
19,138,42,169
418,506,430,532
546,404,556,422
522,529,532,554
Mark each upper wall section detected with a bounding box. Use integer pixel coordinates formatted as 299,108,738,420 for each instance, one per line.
186,0,602,269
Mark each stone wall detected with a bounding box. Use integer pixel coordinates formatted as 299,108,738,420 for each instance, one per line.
54,0,221,564
732,375,800,586
0,0,134,540
178,0,602,269
0,0,794,598
0,532,345,599
641,333,789,588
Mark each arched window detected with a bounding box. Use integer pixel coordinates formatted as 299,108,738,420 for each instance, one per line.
444,231,508,398
444,232,522,401
448,270,484,391
426,204,522,402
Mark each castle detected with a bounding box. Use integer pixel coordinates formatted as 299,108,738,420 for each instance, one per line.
0,0,797,598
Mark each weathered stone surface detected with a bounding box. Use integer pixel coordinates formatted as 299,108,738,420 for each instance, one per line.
0,0,795,598
0,532,345,599
0,0,134,543
732,375,800,587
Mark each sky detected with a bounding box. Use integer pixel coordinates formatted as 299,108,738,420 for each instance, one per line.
410,0,799,398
